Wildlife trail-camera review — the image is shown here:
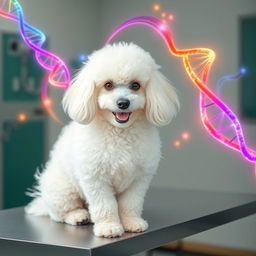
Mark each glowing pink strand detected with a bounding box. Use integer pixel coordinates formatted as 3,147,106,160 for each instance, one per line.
40,75,62,123
105,16,256,170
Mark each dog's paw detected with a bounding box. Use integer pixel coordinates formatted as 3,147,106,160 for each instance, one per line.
64,209,90,226
121,216,148,233
94,222,124,238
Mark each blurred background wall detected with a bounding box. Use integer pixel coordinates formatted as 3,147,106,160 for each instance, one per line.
0,0,255,252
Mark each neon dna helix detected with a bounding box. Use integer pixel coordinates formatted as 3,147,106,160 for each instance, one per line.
0,0,70,120
105,16,256,167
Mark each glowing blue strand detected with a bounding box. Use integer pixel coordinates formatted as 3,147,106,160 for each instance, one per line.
216,67,247,95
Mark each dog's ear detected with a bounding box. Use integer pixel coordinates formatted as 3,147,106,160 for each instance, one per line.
62,65,97,124
145,70,179,126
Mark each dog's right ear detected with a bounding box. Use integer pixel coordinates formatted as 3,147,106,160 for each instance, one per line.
62,65,97,124
145,70,179,126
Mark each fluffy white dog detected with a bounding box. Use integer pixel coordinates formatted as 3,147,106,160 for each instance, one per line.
25,42,179,238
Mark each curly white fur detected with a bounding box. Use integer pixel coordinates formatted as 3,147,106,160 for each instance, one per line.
25,42,179,238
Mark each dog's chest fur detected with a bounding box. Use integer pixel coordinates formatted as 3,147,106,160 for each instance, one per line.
99,127,142,192
71,120,160,194
95,125,148,193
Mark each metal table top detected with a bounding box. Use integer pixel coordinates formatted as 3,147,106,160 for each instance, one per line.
0,187,255,256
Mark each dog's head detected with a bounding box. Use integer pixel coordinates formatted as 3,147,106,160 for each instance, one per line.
63,42,179,128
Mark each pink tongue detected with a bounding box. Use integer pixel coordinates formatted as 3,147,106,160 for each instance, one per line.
116,112,129,121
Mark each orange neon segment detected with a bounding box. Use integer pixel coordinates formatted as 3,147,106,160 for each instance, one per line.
153,4,160,11
17,112,27,122
181,132,190,140
174,140,181,147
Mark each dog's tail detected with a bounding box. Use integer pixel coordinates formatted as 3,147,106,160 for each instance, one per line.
25,197,48,216
25,168,48,216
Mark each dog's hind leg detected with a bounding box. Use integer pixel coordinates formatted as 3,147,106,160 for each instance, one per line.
25,197,49,216
38,163,90,225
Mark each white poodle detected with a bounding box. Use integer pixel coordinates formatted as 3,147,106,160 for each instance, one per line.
25,42,179,238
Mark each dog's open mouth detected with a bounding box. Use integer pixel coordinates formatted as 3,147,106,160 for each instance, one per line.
112,112,131,123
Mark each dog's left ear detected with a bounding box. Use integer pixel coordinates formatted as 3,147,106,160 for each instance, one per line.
146,70,179,126
62,65,97,124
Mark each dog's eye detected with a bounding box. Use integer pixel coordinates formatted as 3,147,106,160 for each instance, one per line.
104,82,114,91
130,82,141,91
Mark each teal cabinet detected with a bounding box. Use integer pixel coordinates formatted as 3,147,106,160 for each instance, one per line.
2,32,43,101
3,121,45,208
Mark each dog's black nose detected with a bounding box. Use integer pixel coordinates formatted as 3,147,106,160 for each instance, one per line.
117,98,130,110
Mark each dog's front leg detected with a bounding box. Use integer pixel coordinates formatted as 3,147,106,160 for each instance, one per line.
118,174,153,233
80,179,124,238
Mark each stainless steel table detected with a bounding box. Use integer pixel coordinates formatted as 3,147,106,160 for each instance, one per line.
0,188,255,256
